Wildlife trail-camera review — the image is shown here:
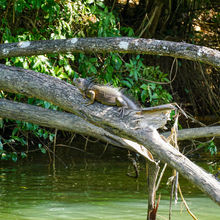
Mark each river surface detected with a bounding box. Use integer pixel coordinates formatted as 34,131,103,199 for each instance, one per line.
0,158,219,220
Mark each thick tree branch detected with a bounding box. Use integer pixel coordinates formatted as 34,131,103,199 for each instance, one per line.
0,98,117,145
0,64,220,205
0,37,219,67
0,98,151,159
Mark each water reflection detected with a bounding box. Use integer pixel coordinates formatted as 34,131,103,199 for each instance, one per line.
0,160,219,220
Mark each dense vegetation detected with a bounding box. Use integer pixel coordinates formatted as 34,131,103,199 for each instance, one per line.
0,0,219,163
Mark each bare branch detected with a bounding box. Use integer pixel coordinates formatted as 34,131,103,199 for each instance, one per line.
163,126,220,140
0,37,219,67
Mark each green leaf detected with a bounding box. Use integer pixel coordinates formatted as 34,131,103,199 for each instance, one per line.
87,0,94,4
11,152,17,162
38,144,46,154
106,65,113,74
89,57,97,63
26,122,33,130
151,93,158,100
121,80,132,88
140,84,148,90
28,98,35,104
141,90,148,103
0,140,3,151
149,83,156,90
0,119,4,128
0,0,7,9
12,127,19,136
44,101,51,109
32,59,41,69
148,87,153,102
1,153,7,160
133,69,139,81
23,60,29,69
208,142,217,156
43,131,48,139
49,134,54,142
21,152,27,159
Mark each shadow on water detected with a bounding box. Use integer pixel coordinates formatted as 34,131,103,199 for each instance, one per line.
0,158,219,220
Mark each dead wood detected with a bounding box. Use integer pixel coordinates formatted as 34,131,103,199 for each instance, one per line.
163,126,220,140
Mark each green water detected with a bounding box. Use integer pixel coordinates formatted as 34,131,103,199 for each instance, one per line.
0,159,219,220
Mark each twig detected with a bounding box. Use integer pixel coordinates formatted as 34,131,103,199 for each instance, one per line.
184,137,215,156
178,184,198,220
138,5,157,37
169,179,175,220
111,0,117,11
186,112,206,127
169,57,178,94
0,136,16,152
84,136,89,151
53,129,57,171
81,134,100,143
68,133,76,145
56,144,94,155
99,142,108,158
44,144,67,168
156,163,167,191
141,58,178,85
169,58,178,82
174,172,179,204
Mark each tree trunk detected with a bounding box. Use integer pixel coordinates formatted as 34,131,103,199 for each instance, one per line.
0,64,220,205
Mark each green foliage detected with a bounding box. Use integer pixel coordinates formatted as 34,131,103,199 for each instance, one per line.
0,137,19,161
197,140,217,156
205,141,217,156
0,119,55,161
93,7,120,37
118,55,172,106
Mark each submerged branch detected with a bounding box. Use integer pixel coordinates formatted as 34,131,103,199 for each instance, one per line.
178,185,198,220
